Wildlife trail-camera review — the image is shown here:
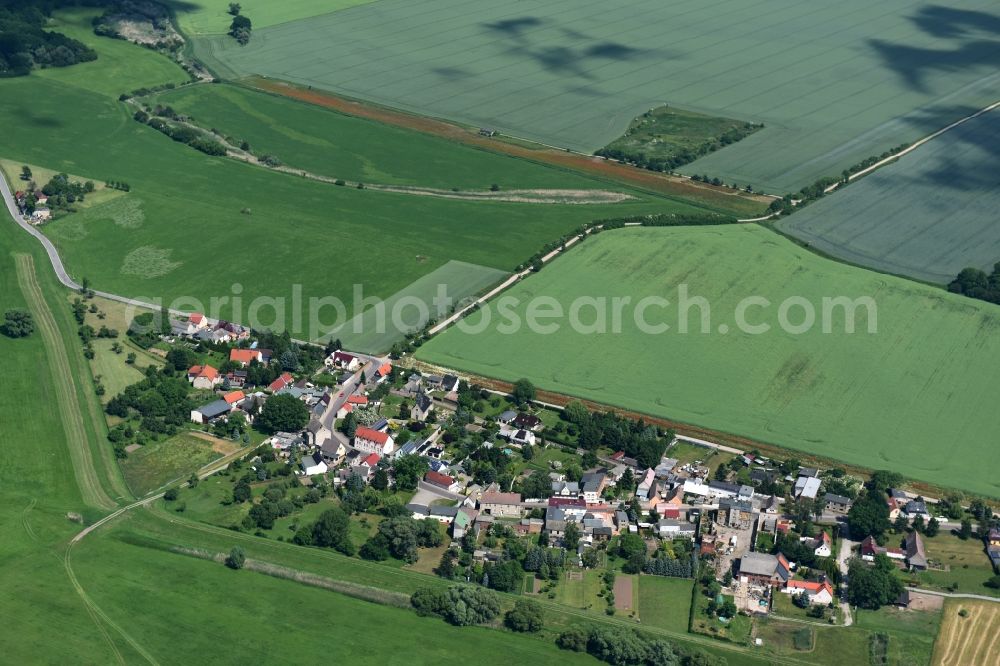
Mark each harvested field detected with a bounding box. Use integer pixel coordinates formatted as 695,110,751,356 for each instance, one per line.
614,575,635,612
932,600,1000,666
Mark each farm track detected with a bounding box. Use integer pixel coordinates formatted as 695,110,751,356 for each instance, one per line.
14,254,117,511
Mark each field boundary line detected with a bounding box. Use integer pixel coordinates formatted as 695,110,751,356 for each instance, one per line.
14,254,117,511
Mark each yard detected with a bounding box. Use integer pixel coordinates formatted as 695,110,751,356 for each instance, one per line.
905,533,1000,597
418,226,1000,497
553,569,604,611
637,575,693,632
119,432,233,496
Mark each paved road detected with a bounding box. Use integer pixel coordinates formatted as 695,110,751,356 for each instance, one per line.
836,536,857,626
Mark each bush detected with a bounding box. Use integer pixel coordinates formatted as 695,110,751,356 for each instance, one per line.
504,599,544,632
225,546,246,569
2,309,34,338
163,487,179,501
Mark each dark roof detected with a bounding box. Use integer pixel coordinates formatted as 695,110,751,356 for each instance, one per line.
196,400,231,419
415,393,432,411
824,492,851,505
513,412,542,429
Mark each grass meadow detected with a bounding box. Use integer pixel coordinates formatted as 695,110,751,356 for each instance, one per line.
418,225,1000,497
194,0,1000,191
637,576,693,632
777,107,1000,284
118,432,227,496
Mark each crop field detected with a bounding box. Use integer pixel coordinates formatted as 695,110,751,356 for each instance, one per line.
932,600,1000,666
194,0,1000,192
174,0,377,36
854,605,943,666
154,83,618,191
777,108,1000,284
0,25,709,345
417,226,1000,496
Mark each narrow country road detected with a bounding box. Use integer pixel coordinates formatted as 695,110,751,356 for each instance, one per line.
836,536,857,626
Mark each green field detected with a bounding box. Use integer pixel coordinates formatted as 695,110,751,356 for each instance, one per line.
417,225,1000,496
119,432,228,496
906,534,1000,597
777,108,1000,284
193,0,1000,192
854,605,943,666
154,83,624,191
0,21,712,346
637,576,694,632
175,0,377,35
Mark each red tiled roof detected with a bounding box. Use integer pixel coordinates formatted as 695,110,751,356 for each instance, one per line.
361,453,381,467
347,395,368,405
222,390,245,404
787,579,832,595
333,351,355,363
548,497,586,509
355,427,389,445
188,365,218,380
230,349,259,364
425,471,455,487
190,313,204,324
377,362,392,377
267,372,294,392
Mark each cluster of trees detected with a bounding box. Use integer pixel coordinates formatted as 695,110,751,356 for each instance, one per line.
133,109,227,156
127,310,170,348
359,515,443,563
557,625,724,666
105,367,194,437
41,173,95,209
410,585,501,626
847,470,903,540
2,309,34,338
0,3,96,77
595,110,762,174
561,399,673,469
256,393,310,433
504,599,544,632
105,180,131,191
847,554,903,610
228,5,252,45
948,263,1000,305
292,507,355,555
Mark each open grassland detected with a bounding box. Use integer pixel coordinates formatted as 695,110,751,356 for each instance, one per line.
855,605,943,666
777,107,1000,284
174,0,377,35
637,576,693,632
119,432,226,496
195,0,1000,192
35,9,189,97
417,226,1000,496
155,82,630,191
932,600,1000,666
0,26,711,345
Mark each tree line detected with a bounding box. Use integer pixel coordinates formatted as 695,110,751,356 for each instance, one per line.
0,2,96,77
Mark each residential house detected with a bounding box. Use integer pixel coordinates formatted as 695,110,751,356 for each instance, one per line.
739,552,791,587
479,492,523,518
551,480,580,498
452,508,477,538
190,399,231,424
901,500,931,522
824,493,852,514
320,439,347,465
187,365,221,389
801,531,832,557
657,519,696,539
188,312,209,330
411,392,433,422
425,470,459,492
300,452,328,476
354,427,395,455
229,348,262,366
497,410,517,425
782,579,834,605
512,413,543,432
267,372,294,393
860,536,906,563
548,496,588,520
222,390,246,408
905,531,928,571
719,498,755,530
581,472,608,505
510,429,536,447
328,351,360,371
439,374,460,393
794,475,822,500
31,207,51,222
306,419,332,449
986,528,1000,570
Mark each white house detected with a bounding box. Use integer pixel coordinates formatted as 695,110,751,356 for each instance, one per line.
782,580,834,605
301,452,328,476
510,429,536,446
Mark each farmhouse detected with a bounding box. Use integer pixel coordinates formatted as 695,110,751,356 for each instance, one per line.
222,390,246,407
267,372,294,393
328,351,360,371
782,579,834,605
738,552,790,587
479,492,522,518
860,536,906,563
512,413,543,431
187,364,221,389
794,475,821,500
353,427,395,455
424,470,459,492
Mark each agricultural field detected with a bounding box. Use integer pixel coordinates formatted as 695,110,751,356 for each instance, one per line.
118,432,233,497
154,83,626,191
637,576,693,632
777,107,1000,284
175,0,376,36
0,22,713,348
417,226,1000,496
931,600,1000,666
194,0,1000,191
854,605,943,666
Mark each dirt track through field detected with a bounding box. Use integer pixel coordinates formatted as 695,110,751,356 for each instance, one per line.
242,78,768,212
932,601,1000,666
15,254,116,511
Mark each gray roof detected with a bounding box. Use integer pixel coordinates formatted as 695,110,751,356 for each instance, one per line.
739,552,779,577
824,493,851,505
415,393,433,411
196,400,231,419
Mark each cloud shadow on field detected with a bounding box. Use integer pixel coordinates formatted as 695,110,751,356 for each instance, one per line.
898,104,1000,192
431,66,471,80
868,5,1000,92
11,105,63,129
481,15,672,82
